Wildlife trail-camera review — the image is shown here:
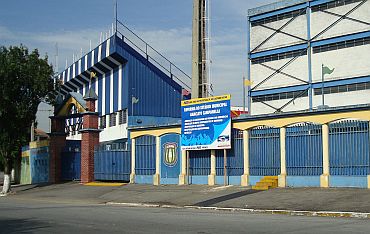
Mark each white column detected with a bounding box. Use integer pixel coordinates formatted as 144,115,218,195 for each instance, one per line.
241,130,250,186
179,150,187,185
153,136,160,185
130,138,136,183
278,127,287,187
208,150,216,185
321,123,330,188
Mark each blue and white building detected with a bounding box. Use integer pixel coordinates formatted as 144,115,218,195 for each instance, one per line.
57,22,191,144
247,0,370,115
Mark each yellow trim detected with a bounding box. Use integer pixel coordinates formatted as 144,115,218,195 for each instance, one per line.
130,127,181,139
84,182,126,186
29,140,49,149
22,150,30,157
57,96,86,117
233,109,370,130
181,94,230,106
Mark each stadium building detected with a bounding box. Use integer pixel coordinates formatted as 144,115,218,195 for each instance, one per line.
247,0,370,115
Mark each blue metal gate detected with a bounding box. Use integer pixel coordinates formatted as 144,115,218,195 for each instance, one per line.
94,143,131,181
329,120,370,176
61,140,81,181
135,135,156,176
216,129,244,176
30,145,49,183
286,123,323,176
189,150,211,176
249,127,280,176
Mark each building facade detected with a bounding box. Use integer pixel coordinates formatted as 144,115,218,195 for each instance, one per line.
57,23,191,145
247,0,370,115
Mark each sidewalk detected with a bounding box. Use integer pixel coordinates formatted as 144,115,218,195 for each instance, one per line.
5,182,370,218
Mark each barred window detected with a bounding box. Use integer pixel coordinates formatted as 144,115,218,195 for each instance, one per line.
100,115,106,129
118,109,127,125
311,0,363,12
251,49,307,64
251,9,306,27
314,82,370,95
312,37,370,54
109,113,117,127
252,90,308,103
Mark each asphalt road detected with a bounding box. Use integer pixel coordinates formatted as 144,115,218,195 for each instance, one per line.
0,198,369,234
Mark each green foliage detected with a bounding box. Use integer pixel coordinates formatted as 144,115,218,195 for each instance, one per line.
0,45,54,172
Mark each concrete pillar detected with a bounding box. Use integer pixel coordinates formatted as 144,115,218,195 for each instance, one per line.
153,136,160,185
208,150,216,185
321,123,330,188
367,175,370,189
241,130,250,186
179,150,187,185
278,127,287,187
80,96,100,184
130,138,136,184
49,116,66,183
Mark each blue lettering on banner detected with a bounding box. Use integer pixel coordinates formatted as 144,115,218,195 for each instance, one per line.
181,95,231,150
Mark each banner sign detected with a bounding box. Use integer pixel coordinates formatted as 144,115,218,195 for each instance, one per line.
181,94,231,150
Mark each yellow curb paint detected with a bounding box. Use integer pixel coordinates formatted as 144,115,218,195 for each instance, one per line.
84,182,126,187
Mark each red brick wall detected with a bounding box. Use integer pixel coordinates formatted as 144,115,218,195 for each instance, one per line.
49,117,66,183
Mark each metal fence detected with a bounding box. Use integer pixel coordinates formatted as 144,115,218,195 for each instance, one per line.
249,127,280,176
216,129,244,176
135,135,156,175
286,123,323,176
61,141,81,181
329,120,370,176
94,145,131,181
189,150,211,176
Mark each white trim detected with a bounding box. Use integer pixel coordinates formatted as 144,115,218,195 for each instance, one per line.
73,63,76,78
78,59,81,75
118,65,122,110
83,83,86,96
92,50,95,66
67,67,70,81
110,70,114,112
102,74,106,115
85,55,88,71
106,39,110,56
95,77,99,112
98,45,102,62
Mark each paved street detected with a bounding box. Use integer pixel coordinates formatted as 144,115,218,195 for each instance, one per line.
0,198,370,234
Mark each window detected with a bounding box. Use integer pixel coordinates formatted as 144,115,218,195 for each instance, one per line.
100,115,106,129
118,109,127,125
252,90,308,103
313,37,369,54
311,0,363,12
109,113,117,127
251,9,306,27
314,82,370,95
251,49,307,64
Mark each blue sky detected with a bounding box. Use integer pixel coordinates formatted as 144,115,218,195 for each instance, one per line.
0,0,273,129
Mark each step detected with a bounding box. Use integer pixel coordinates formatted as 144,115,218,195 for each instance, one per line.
252,185,269,190
256,181,277,188
263,176,278,180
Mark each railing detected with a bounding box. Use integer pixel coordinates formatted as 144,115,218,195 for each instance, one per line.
116,20,192,91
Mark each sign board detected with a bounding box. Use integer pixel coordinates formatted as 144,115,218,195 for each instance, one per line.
181,94,231,150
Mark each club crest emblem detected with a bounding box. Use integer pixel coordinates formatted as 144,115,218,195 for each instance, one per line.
163,143,178,167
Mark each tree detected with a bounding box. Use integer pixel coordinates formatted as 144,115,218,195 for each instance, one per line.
0,45,54,195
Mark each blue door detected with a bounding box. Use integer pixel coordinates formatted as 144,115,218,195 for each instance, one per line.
160,134,181,184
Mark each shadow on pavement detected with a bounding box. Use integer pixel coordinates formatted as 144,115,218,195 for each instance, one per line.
193,189,262,207
0,218,51,234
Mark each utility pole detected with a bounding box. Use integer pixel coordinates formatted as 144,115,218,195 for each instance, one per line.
192,0,210,98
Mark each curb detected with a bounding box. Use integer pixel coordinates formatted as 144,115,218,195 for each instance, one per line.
106,202,370,219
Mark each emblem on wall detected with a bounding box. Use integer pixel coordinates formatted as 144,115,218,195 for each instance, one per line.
163,143,178,167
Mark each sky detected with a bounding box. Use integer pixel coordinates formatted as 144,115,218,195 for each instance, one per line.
0,0,274,130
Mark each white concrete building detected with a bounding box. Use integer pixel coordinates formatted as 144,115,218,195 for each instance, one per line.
247,0,370,115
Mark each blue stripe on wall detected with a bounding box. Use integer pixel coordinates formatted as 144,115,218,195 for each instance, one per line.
105,71,111,114
87,52,92,68
98,76,102,115
101,41,107,60
249,2,306,20
113,67,119,112
94,48,99,64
